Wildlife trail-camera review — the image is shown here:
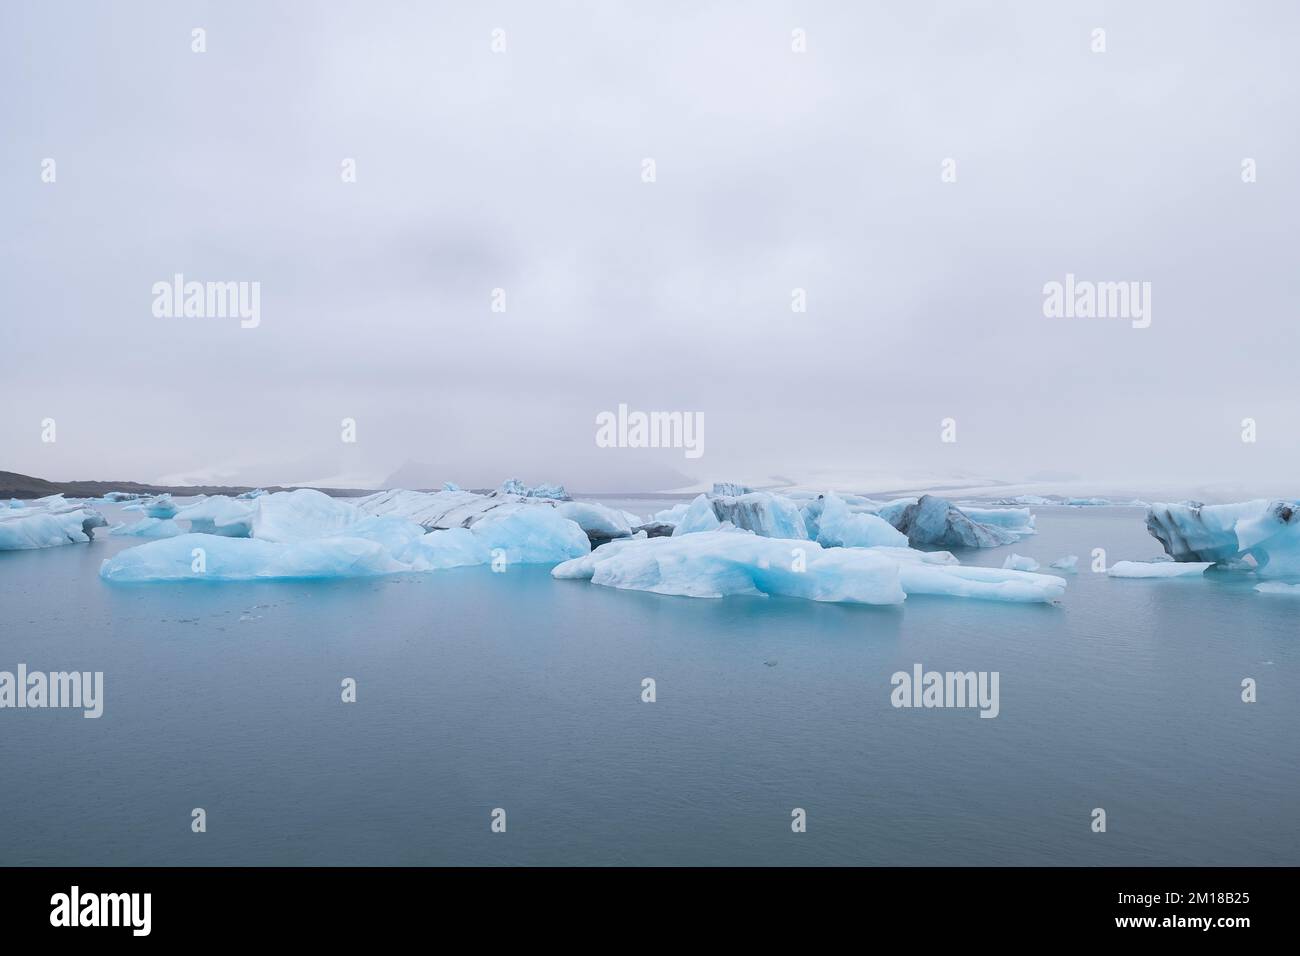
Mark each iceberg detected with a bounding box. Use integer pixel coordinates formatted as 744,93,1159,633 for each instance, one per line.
1108,560,1212,578
890,495,1019,549
110,517,184,538
1049,555,1079,573
0,500,108,550
554,532,1065,605
711,482,754,496
709,491,808,539
468,508,590,564
815,491,908,548
354,487,628,545
554,501,632,541
664,490,807,539
498,478,568,499
1145,499,1300,577
250,489,361,542
896,563,1066,603
960,506,1036,537
671,494,723,535
1255,582,1300,596
175,496,257,537
400,527,492,571
99,533,407,583
554,533,906,604
124,494,180,519
1001,553,1039,572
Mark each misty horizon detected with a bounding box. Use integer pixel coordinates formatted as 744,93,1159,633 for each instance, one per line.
3,2,1297,495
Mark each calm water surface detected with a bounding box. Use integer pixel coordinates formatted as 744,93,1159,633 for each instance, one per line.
1,502,1295,865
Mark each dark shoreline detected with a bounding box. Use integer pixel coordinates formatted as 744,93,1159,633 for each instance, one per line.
0,470,376,501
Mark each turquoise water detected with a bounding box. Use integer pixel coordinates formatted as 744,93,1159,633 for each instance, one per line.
0,502,1295,865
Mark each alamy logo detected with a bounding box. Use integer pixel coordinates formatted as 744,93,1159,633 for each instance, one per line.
890,663,999,718
50,886,150,936
0,664,103,718
152,273,261,328
1042,273,1151,328
595,403,704,459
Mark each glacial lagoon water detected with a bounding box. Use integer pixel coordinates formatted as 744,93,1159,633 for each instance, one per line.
0,501,1296,865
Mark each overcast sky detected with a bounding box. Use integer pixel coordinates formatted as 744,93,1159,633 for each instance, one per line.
2,1,1297,493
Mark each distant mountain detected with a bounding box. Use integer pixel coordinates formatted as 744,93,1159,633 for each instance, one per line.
0,470,375,500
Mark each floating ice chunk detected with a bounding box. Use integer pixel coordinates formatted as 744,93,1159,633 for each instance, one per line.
1001,553,1040,572
815,491,907,548
498,478,568,499
1108,560,1212,578
251,489,360,542
235,488,267,500
354,488,497,530
123,494,180,518
0,503,108,550
898,564,1066,603
711,482,754,496
175,496,256,537
709,492,808,539
1255,582,1300,596
111,517,184,538
330,515,427,558
99,533,407,582
891,495,1018,549
1049,555,1079,573
649,501,691,526
554,534,1065,605
554,534,905,604
554,501,632,539
441,481,462,492
400,527,491,571
671,495,723,535
468,508,590,564
1146,499,1300,577
961,507,1036,537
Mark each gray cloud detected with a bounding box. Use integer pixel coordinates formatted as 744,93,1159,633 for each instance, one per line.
2,1,1297,492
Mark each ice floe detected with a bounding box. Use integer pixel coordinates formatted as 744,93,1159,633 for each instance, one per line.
0,498,108,551
99,494,589,582
1145,499,1300,578
1108,560,1213,578
110,517,184,538
891,495,1020,549
553,531,1065,605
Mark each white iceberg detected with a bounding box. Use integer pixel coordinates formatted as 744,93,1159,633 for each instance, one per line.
1001,553,1040,572
99,533,407,582
815,491,907,548
124,494,180,518
553,532,1065,605
1145,499,1300,578
960,506,1036,537
110,517,184,538
671,494,724,535
1255,582,1300,596
100,502,587,582
709,491,808,539
354,487,628,543
0,499,108,550
400,527,492,571
250,489,361,542
175,496,257,537
1049,555,1079,573
498,477,568,499
1108,560,1213,578
468,508,590,564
